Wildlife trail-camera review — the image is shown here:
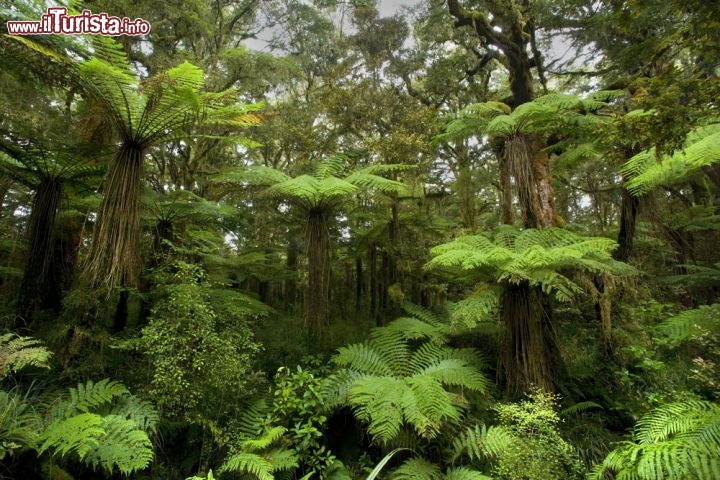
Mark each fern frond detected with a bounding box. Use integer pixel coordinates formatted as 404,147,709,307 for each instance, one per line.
451,424,512,462
400,302,444,326
265,447,298,471
417,359,489,392
112,395,159,434
390,457,442,480
0,333,52,379
240,426,287,452
444,467,494,480
0,390,41,459
312,153,352,179
51,379,129,420
596,401,720,480
624,124,720,195
84,414,153,475
560,401,604,417
38,412,105,459
235,398,270,439
334,344,395,376
657,304,720,344
219,452,274,480
447,286,500,329
350,376,406,442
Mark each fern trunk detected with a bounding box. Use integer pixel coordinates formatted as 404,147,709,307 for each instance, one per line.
305,210,330,340
17,178,62,327
505,135,558,229
501,136,560,394
614,186,639,262
499,281,558,395
85,142,144,290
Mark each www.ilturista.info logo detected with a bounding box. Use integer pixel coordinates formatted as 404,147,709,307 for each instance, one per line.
7,7,150,36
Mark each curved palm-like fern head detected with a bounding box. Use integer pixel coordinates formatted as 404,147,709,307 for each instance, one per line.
0,131,104,186
81,52,262,290
590,400,720,480
214,153,412,213
426,226,637,302
436,92,619,143
325,304,489,444
622,121,720,195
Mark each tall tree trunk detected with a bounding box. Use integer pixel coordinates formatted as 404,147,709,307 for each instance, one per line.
85,142,144,290
305,210,330,340
285,238,299,309
456,152,477,231
505,135,559,229
355,257,363,313
41,215,82,313
499,282,558,395
614,186,639,262
17,178,62,329
499,154,514,225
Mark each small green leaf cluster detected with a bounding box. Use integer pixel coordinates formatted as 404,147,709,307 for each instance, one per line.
490,389,584,480
140,261,263,421
271,365,338,477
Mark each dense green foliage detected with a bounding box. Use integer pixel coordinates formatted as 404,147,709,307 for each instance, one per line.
0,0,718,479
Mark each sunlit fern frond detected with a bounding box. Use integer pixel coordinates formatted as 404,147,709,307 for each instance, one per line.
623,123,720,195
450,424,513,463
0,333,52,380
656,303,720,344
591,401,720,480
331,309,488,444
427,226,637,302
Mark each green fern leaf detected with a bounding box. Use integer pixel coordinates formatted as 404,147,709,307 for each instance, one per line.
219,451,274,480
391,457,443,480
85,414,153,475
0,333,52,379
52,379,129,419
444,467,494,480
38,412,105,459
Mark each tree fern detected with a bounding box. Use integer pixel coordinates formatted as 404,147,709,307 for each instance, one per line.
212,153,410,339
437,92,615,144
79,52,263,290
591,401,720,480
328,305,489,444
